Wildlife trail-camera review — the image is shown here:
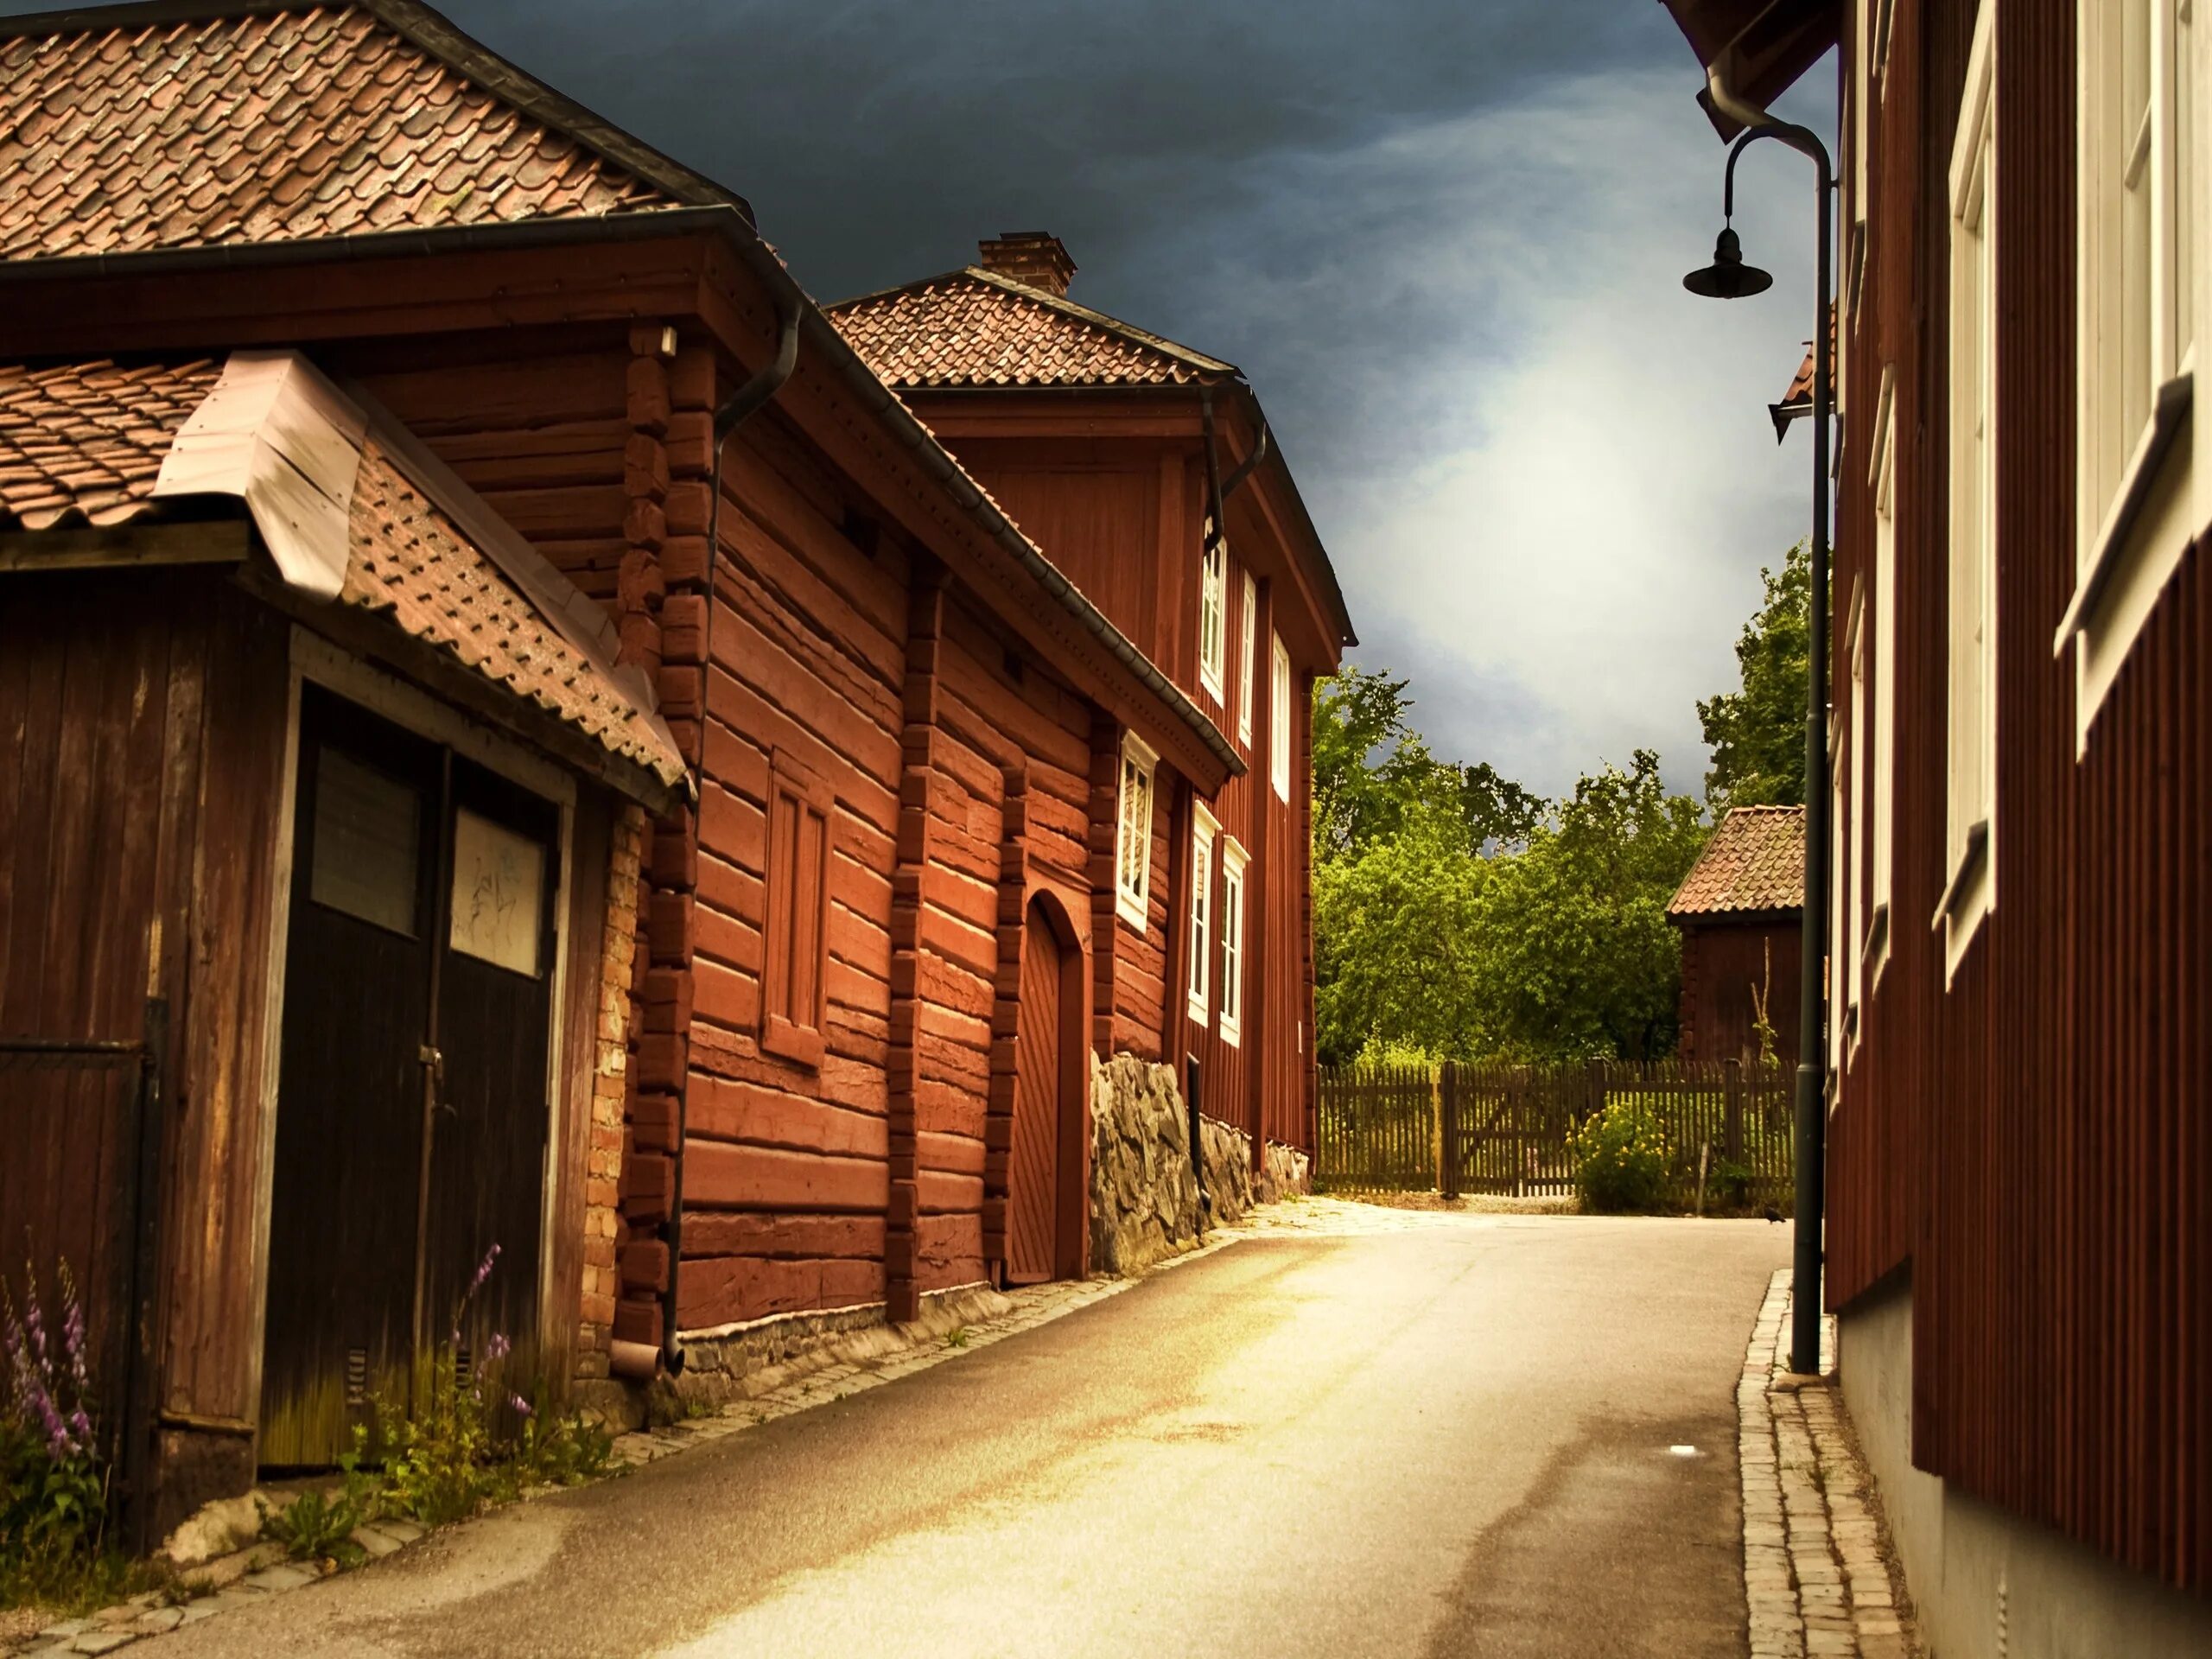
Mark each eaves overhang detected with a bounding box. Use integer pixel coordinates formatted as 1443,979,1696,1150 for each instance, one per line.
0,207,1242,789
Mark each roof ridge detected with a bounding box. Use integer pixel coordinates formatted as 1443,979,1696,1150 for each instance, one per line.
0,0,754,227
829,264,1239,380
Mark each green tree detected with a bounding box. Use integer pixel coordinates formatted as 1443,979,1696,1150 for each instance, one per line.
1698,541,1810,810
1312,668,1541,860
1469,752,1710,1061
1313,791,1486,1065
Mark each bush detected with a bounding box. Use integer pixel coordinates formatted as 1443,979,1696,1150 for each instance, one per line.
1568,1097,1670,1213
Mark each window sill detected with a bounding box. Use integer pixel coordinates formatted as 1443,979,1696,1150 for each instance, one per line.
1116,888,1149,933
1930,821,1993,985
1186,992,1209,1026
1863,902,1891,994
2055,372,2194,655
1219,1020,1241,1051
762,1014,824,1070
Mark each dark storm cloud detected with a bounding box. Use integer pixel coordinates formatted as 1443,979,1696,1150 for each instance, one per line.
2,0,1836,798
441,0,1666,299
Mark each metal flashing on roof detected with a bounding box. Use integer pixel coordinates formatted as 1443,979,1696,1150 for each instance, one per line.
155,351,365,599
1,345,687,798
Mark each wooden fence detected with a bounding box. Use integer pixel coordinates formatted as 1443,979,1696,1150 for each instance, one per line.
1317,1058,1794,1214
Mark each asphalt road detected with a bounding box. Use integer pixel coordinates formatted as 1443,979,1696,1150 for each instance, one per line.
159,1214,1787,1659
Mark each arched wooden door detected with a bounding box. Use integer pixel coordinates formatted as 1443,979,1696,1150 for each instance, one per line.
1007,898,1069,1285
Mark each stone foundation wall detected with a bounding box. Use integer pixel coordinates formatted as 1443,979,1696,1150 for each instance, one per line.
1088,1054,1198,1274
1256,1140,1312,1205
1198,1113,1254,1225
1088,1053,1309,1271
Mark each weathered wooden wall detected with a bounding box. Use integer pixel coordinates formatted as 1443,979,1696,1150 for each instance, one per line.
1675,916,1802,1072
0,568,293,1529
1827,0,2211,1592
935,431,1328,1166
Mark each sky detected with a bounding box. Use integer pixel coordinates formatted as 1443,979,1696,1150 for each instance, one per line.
10,0,1836,801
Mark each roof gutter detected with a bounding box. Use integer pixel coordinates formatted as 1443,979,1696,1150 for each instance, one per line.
0,207,1237,779
632,295,804,1386
1706,57,1776,135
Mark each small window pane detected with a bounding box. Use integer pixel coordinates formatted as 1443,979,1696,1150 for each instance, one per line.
309,748,420,937
448,808,546,976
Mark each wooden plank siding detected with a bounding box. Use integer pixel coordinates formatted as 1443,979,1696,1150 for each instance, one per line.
915,422,1337,1170
1675,916,1802,1072
1826,0,2212,1592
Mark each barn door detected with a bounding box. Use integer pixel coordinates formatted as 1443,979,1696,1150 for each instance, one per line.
260,689,558,1467
423,761,557,1387
1007,899,1067,1286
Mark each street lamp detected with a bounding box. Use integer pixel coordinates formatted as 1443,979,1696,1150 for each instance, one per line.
1683,120,1833,1380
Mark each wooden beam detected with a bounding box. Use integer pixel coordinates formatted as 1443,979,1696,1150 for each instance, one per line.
0,518,250,573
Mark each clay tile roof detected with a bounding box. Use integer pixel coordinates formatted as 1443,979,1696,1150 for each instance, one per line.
0,349,683,795
342,438,683,790
828,268,1238,391
1668,805,1805,919
0,3,689,263
0,357,222,529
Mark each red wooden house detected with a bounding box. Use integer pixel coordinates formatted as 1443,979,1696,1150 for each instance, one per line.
0,0,1293,1540
830,236,1355,1196
1663,2,2212,1650
1665,804,1803,1073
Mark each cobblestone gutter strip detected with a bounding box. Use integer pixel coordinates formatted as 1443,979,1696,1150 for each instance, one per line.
1741,1268,1918,1659
5,1227,1259,1657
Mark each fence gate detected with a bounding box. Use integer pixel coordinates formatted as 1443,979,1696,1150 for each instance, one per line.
0,998,169,1552
1317,1056,1793,1213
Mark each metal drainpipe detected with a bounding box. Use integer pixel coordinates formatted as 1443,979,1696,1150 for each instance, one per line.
653,298,802,1377
1707,54,1834,1378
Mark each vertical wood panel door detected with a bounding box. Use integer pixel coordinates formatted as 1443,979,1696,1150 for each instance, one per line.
426,761,557,1382
1007,900,1065,1286
260,690,559,1467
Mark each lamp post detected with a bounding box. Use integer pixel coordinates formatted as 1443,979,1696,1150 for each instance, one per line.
1683,120,1833,1379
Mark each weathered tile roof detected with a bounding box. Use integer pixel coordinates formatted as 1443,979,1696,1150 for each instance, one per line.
829,267,1237,390
0,351,683,793
1669,805,1805,918
343,438,683,789
0,3,685,263
0,357,223,528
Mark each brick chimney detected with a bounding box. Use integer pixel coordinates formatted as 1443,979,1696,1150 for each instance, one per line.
976,232,1076,297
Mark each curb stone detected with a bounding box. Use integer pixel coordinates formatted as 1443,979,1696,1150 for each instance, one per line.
1739,1267,1919,1659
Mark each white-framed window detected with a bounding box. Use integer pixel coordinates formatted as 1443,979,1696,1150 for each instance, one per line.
1236,571,1258,747
1187,803,1218,1023
2065,0,2201,733
1219,838,1248,1048
1269,632,1293,801
1866,370,1897,988
1198,518,1226,701
1938,0,1999,980
1116,731,1158,931
1845,584,1868,1055
1830,735,1848,1072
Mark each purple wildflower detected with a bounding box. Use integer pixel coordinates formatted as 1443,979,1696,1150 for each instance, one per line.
482,1332,512,1365
509,1394,534,1419
60,1267,88,1394
469,1244,502,1295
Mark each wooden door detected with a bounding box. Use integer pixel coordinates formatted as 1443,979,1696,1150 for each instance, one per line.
260,690,561,1466
261,691,440,1467
1007,899,1065,1285
424,760,558,1379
